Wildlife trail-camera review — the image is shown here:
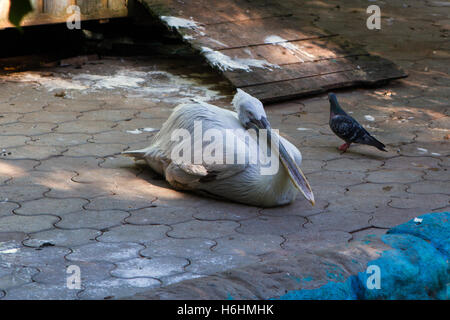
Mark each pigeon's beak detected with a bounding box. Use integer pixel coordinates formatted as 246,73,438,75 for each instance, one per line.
252,117,315,206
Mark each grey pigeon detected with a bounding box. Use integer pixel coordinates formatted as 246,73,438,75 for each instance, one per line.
328,93,387,153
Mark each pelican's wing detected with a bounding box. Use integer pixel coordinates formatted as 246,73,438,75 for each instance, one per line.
164,161,247,191
170,161,247,184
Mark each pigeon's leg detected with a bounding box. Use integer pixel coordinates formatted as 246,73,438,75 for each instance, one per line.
338,142,351,153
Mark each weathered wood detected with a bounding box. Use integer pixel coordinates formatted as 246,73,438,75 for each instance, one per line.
244,66,407,102
0,0,128,29
140,0,288,25
139,0,407,102
224,55,395,87
180,16,331,50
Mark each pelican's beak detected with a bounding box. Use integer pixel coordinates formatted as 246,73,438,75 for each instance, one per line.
252,117,315,206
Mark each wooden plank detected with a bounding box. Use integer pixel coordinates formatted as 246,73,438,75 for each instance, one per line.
138,0,408,102
213,36,368,68
180,16,331,50
244,66,407,103
0,0,128,29
140,0,288,25
224,55,395,87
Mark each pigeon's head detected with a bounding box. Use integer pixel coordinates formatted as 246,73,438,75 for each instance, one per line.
233,89,270,130
328,92,346,116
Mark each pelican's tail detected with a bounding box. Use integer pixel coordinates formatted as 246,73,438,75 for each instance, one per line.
121,147,152,160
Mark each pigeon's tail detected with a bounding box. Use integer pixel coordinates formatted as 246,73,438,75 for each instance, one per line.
366,136,387,152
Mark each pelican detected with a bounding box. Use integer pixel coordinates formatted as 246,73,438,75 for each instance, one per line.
123,89,314,207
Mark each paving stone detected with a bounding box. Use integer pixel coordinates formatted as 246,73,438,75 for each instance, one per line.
260,198,328,217
349,228,388,243
282,230,352,251
72,167,138,184
20,111,80,123
308,170,366,187
90,131,152,144
79,277,161,299
213,234,283,256
86,195,157,211
126,206,196,225
160,272,205,287
365,169,423,184
67,242,144,263
97,224,170,244
3,283,80,300
439,156,450,168
168,220,239,239
0,122,56,136
0,266,38,290
32,261,115,285
47,182,111,199
0,245,69,269
0,113,21,125
236,216,306,236
388,193,450,210
24,228,100,248
56,210,129,230
0,135,30,148
0,232,27,242
28,133,91,147
114,118,165,132
36,156,101,172
137,185,212,208
140,238,215,259
6,169,74,187
44,99,104,112
186,253,260,275
305,211,372,233
324,158,383,172
192,203,260,222
0,214,58,233
64,143,127,157
0,202,18,218
16,197,88,216
346,182,407,198
424,167,450,181
371,206,424,229
0,159,38,179
301,159,325,174
111,257,188,278
399,142,449,157
55,120,115,134
408,180,450,195
79,109,137,122
2,145,66,160
383,156,442,170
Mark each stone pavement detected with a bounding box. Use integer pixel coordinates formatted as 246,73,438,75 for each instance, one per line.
0,0,449,299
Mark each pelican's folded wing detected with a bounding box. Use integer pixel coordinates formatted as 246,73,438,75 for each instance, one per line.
170,161,247,185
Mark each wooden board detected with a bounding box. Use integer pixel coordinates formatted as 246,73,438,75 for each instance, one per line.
0,0,128,29
139,0,407,103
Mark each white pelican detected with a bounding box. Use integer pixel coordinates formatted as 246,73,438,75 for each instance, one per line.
123,89,314,207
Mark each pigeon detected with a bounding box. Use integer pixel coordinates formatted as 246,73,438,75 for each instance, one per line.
328,92,387,153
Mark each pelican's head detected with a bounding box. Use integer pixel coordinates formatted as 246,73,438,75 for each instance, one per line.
231,89,315,206
233,89,269,130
